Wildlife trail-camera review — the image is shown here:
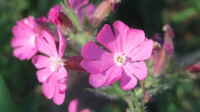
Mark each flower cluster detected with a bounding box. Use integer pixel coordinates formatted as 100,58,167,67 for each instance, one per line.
11,15,68,105
10,0,154,110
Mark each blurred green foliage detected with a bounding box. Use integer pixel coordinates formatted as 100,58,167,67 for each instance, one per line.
0,0,200,112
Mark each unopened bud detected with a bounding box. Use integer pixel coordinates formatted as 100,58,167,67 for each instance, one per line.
92,0,116,26
163,24,175,55
186,62,200,73
152,48,166,76
48,5,73,34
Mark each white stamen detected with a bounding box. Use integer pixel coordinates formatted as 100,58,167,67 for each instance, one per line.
49,57,64,72
114,54,126,66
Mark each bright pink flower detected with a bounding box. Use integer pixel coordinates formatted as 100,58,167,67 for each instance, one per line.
68,99,91,112
32,29,67,105
11,16,40,60
68,0,95,23
81,21,153,90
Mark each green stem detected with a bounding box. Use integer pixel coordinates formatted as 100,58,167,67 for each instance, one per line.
123,89,146,112
124,95,135,112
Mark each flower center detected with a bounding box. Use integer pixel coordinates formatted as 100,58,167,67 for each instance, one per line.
49,57,64,72
114,54,126,66
29,35,36,46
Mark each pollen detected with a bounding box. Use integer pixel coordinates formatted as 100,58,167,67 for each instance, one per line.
114,54,126,66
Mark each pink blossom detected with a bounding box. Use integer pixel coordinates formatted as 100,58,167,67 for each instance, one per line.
32,29,67,105
81,21,153,90
68,99,91,112
11,16,40,60
68,0,95,23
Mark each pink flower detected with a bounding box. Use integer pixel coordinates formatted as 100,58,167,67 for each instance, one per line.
68,0,95,23
81,21,153,90
32,29,67,105
68,99,91,112
11,16,40,60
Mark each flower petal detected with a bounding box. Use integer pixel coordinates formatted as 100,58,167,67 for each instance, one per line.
42,75,57,99
129,39,153,61
120,71,137,91
56,66,68,80
124,29,146,53
124,62,147,80
68,99,78,112
12,45,37,60
53,87,65,105
81,59,113,74
112,21,128,49
36,68,52,83
57,29,67,57
89,73,108,88
104,65,122,86
96,24,121,52
32,55,50,69
36,31,57,56
81,41,111,60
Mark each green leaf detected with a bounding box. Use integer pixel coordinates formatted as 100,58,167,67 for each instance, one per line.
0,75,19,112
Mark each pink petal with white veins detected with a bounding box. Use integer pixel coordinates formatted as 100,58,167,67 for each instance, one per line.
129,39,153,61
123,62,147,80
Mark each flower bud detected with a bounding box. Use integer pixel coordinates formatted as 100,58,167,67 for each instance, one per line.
186,62,200,73
92,0,117,26
163,24,175,55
